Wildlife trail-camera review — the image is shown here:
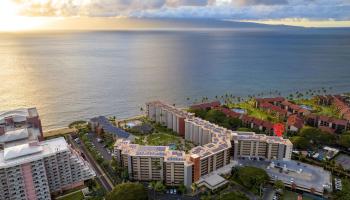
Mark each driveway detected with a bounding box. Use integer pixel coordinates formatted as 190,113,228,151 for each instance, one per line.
86,132,113,161
67,134,114,192
263,186,275,200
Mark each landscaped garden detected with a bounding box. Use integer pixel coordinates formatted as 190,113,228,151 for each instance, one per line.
294,98,341,119
227,100,282,123
188,107,242,129
230,166,270,196
133,120,195,152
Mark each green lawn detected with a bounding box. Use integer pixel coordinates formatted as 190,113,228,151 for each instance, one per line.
147,132,181,146
56,190,84,200
317,105,341,119
134,131,195,152
228,100,281,123
294,99,341,119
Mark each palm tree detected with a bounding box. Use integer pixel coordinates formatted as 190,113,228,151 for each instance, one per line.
154,181,166,193
149,181,156,200
178,184,186,195
191,183,198,197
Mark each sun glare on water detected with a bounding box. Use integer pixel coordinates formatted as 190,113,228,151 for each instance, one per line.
0,0,51,31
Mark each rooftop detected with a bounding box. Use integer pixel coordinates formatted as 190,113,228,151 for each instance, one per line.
0,137,69,169
91,116,130,138
0,108,38,124
232,132,292,145
238,159,332,194
0,128,41,145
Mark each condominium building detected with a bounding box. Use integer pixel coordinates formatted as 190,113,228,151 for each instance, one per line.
146,101,190,137
189,142,231,182
231,132,293,160
114,101,292,189
0,108,43,150
114,139,192,187
0,137,95,200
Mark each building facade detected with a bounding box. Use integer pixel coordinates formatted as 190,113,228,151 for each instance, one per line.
0,108,95,200
114,139,192,187
114,101,293,189
231,132,293,160
0,137,95,200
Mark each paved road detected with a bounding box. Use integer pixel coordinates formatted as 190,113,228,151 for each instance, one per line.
263,186,275,200
67,135,114,192
86,132,112,161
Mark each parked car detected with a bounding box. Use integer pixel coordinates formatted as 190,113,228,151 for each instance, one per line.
74,138,80,144
97,138,104,143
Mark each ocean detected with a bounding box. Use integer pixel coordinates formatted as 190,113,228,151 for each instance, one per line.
0,28,350,130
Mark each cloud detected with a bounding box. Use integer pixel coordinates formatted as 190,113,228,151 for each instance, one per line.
10,0,350,21
234,0,288,6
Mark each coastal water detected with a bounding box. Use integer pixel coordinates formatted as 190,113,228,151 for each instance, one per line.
0,28,350,130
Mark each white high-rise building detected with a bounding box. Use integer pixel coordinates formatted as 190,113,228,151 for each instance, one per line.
0,137,95,200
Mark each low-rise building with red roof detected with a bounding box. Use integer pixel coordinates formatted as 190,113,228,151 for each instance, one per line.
305,114,348,134
214,107,241,119
190,101,221,110
287,114,304,132
255,97,285,107
259,102,287,118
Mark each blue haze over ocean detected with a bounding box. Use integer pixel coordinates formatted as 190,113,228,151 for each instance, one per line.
0,24,350,130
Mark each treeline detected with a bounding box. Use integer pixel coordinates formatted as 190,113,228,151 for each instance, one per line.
189,108,242,130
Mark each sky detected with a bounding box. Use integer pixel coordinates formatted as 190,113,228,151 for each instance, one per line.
0,0,350,31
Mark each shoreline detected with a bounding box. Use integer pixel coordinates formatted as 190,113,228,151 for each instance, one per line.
43,127,75,138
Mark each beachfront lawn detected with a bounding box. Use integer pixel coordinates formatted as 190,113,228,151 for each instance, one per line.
294,99,341,118
56,190,84,200
316,105,341,119
227,100,281,123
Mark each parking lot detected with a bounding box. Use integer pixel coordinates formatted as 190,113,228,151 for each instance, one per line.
237,158,332,195
85,132,113,161
334,153,350,170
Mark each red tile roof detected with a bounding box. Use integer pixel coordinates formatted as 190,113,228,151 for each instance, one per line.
307,113,318,118
344,114,350,121
331,119,348,126
287,115,304,129
332,96,350,117
256,97,285,103
215,107,241,118
190,101,221,110
281,100,293,107
259,102,287,115
312,114,347,126
319,115,331,122
241,114,274,130
262,121,274,130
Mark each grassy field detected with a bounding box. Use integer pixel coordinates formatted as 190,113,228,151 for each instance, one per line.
227,100,281,123
56,190,84,200
147,132,181,146
134,130,194,151
294,99,341,119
